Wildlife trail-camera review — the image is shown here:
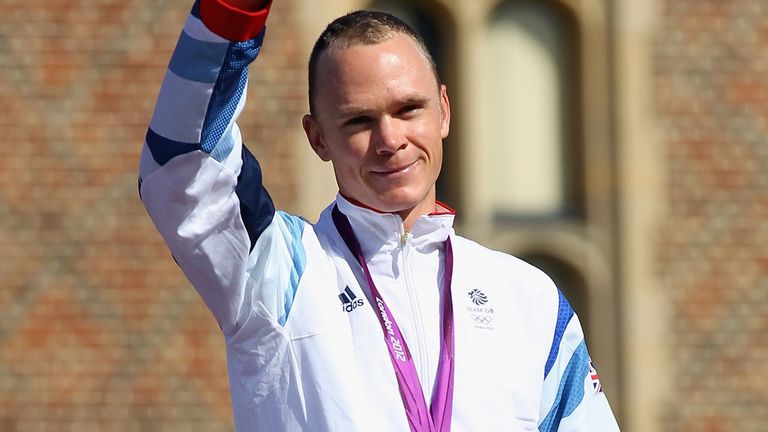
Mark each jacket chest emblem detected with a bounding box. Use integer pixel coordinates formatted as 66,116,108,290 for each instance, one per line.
466,289,495,330
339,286,365,313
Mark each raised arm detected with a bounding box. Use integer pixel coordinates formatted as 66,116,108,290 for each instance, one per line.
138,0,283,336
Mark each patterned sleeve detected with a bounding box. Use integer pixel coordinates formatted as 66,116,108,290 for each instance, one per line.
539,291,621,431
138,0,305,336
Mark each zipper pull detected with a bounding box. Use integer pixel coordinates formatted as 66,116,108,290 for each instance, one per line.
400,232,409,247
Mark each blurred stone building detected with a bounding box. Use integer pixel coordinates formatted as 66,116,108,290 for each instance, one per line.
1,0,766,430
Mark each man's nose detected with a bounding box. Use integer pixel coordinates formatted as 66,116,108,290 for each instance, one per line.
372,117,407,154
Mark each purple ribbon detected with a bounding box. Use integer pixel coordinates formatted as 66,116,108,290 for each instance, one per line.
332,205,455,432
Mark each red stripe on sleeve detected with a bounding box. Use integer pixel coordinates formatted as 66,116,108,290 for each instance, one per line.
199,0,272,42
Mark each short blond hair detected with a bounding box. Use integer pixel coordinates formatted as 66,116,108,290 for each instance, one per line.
307,10,440,114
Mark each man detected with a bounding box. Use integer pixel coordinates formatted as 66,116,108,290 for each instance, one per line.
139,0,620,430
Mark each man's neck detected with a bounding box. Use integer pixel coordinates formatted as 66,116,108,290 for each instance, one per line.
397,202,436,232
340,193,438,232
397,207,421,232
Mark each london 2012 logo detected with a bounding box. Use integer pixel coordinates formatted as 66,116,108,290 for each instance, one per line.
468,289,488,306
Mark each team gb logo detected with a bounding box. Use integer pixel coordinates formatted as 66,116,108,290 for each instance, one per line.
468,289,488,306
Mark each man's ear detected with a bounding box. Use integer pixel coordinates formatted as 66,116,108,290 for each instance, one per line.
302,114,331,161
439,84,451,139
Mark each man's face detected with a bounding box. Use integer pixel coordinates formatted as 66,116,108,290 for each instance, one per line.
303,33,450,218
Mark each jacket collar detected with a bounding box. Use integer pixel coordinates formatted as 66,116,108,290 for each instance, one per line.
334,194,455,258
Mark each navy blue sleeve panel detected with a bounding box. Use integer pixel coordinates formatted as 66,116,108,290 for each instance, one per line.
236,144,275,252
145,128,201,166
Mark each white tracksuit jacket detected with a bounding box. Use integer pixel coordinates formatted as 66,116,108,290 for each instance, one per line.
138,1,621,430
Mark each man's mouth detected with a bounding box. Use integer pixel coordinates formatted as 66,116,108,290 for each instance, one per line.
372,160,419,176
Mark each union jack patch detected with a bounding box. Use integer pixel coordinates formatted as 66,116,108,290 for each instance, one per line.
589,361,603,394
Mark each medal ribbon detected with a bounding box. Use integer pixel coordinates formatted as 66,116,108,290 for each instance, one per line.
332,205,455,432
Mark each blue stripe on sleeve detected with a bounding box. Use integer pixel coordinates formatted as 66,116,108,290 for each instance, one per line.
235,144,275,251
200,32,264,156
209,129,235,162
544,290,575,379
168,31,229,84
277,212,307,326
539,341,589,432
145,127,200,166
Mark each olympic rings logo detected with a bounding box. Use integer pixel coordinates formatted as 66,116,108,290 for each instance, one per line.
471,314,493,326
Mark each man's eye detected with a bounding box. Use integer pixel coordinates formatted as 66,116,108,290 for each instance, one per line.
399,104,422,116
345,116,371,126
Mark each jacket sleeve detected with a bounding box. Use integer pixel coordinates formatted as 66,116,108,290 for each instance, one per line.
138,0,305,337
538,291,621,431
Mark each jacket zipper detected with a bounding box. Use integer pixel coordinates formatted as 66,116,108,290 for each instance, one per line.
399,227,432,397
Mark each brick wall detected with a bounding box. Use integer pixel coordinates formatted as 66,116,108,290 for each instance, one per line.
0,0,305,430
655,0,768,430
4,0,768,430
